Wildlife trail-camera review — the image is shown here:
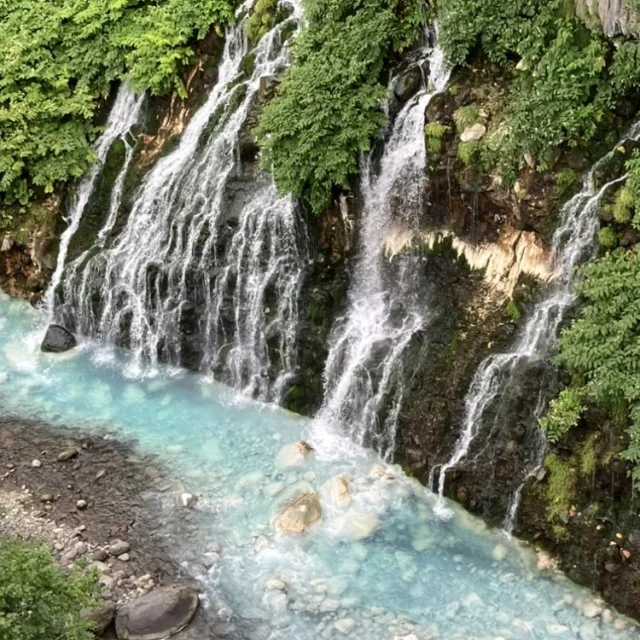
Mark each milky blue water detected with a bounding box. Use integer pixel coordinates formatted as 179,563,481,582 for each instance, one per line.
1,292,638,640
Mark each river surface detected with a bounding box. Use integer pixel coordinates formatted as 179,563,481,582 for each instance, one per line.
1,292,638,640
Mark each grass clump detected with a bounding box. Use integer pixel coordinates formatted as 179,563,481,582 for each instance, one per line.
425,122,449,154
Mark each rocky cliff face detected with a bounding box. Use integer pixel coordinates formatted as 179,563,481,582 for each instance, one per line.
576,0,640,37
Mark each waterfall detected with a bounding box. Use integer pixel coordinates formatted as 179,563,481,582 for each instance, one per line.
434,122,640,520
313,28,450,459
59,0,307,401
43,84,144,318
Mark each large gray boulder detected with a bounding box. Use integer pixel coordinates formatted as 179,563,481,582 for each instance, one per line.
41,324,77,353
115,584,199,640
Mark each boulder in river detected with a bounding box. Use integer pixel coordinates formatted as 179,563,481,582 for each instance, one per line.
273,490,322,534
393,67,422,102
41,324,77,353
115,584,199,640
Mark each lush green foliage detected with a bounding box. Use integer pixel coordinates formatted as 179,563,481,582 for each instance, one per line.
255,0,426,213
556,168,578,197
0,0,232,208
552,247,640,482
425,122,448,153
0,539,99,640
457,140,480,165
438,0,640,183
538,387,585,444
544,452,575,524
597,226,618,249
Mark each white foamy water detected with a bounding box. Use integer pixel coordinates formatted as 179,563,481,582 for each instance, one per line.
43,84,144,317
313,29,450,461
59,0,306,402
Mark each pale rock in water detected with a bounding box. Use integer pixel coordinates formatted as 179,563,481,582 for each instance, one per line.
320,474,351,508
333,507,379,541
273,491,322,534
274,441,314,470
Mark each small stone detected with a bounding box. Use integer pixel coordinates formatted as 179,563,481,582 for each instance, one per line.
95,469,106,481
99,574,116,591
39,494,54,503
31,459,42,468
92,549,109,562
319,598,340,613
76,499,88,510
265,579,286,591
57,449,79,462
460,123,486,142
334,618,356,634
108,541,131,556
118,553,130,562
581,601,602,618
178,492,197,508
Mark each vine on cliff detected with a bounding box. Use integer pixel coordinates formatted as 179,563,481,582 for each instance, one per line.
0,0,232,212
255,0,427,214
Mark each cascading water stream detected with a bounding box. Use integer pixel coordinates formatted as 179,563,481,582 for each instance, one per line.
59,1,307,401
43,84,144,319
434,122,640,521
313,29,450,460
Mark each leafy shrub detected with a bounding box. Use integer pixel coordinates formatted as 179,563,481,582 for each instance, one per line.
425,122,449,153
0,0,232,208
612,186,635,224
0,539,99,640
505,298,521,322
597,226,618,250
246,0,278,44
438,0,640,184
255,0,426,213
539,387,585,444
555,248,640,483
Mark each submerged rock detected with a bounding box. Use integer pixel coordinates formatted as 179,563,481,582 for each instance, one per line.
275,441,314,470
115,584,199,640
41,324,77,353
321,474,351,508
273,491,322,534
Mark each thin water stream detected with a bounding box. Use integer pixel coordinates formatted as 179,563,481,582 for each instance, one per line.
434,123,640,524
2,295,639,639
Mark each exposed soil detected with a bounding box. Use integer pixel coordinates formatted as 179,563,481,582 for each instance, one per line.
0,417,225,639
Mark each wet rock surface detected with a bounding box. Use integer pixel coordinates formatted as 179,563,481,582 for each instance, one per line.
41,324,78,353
